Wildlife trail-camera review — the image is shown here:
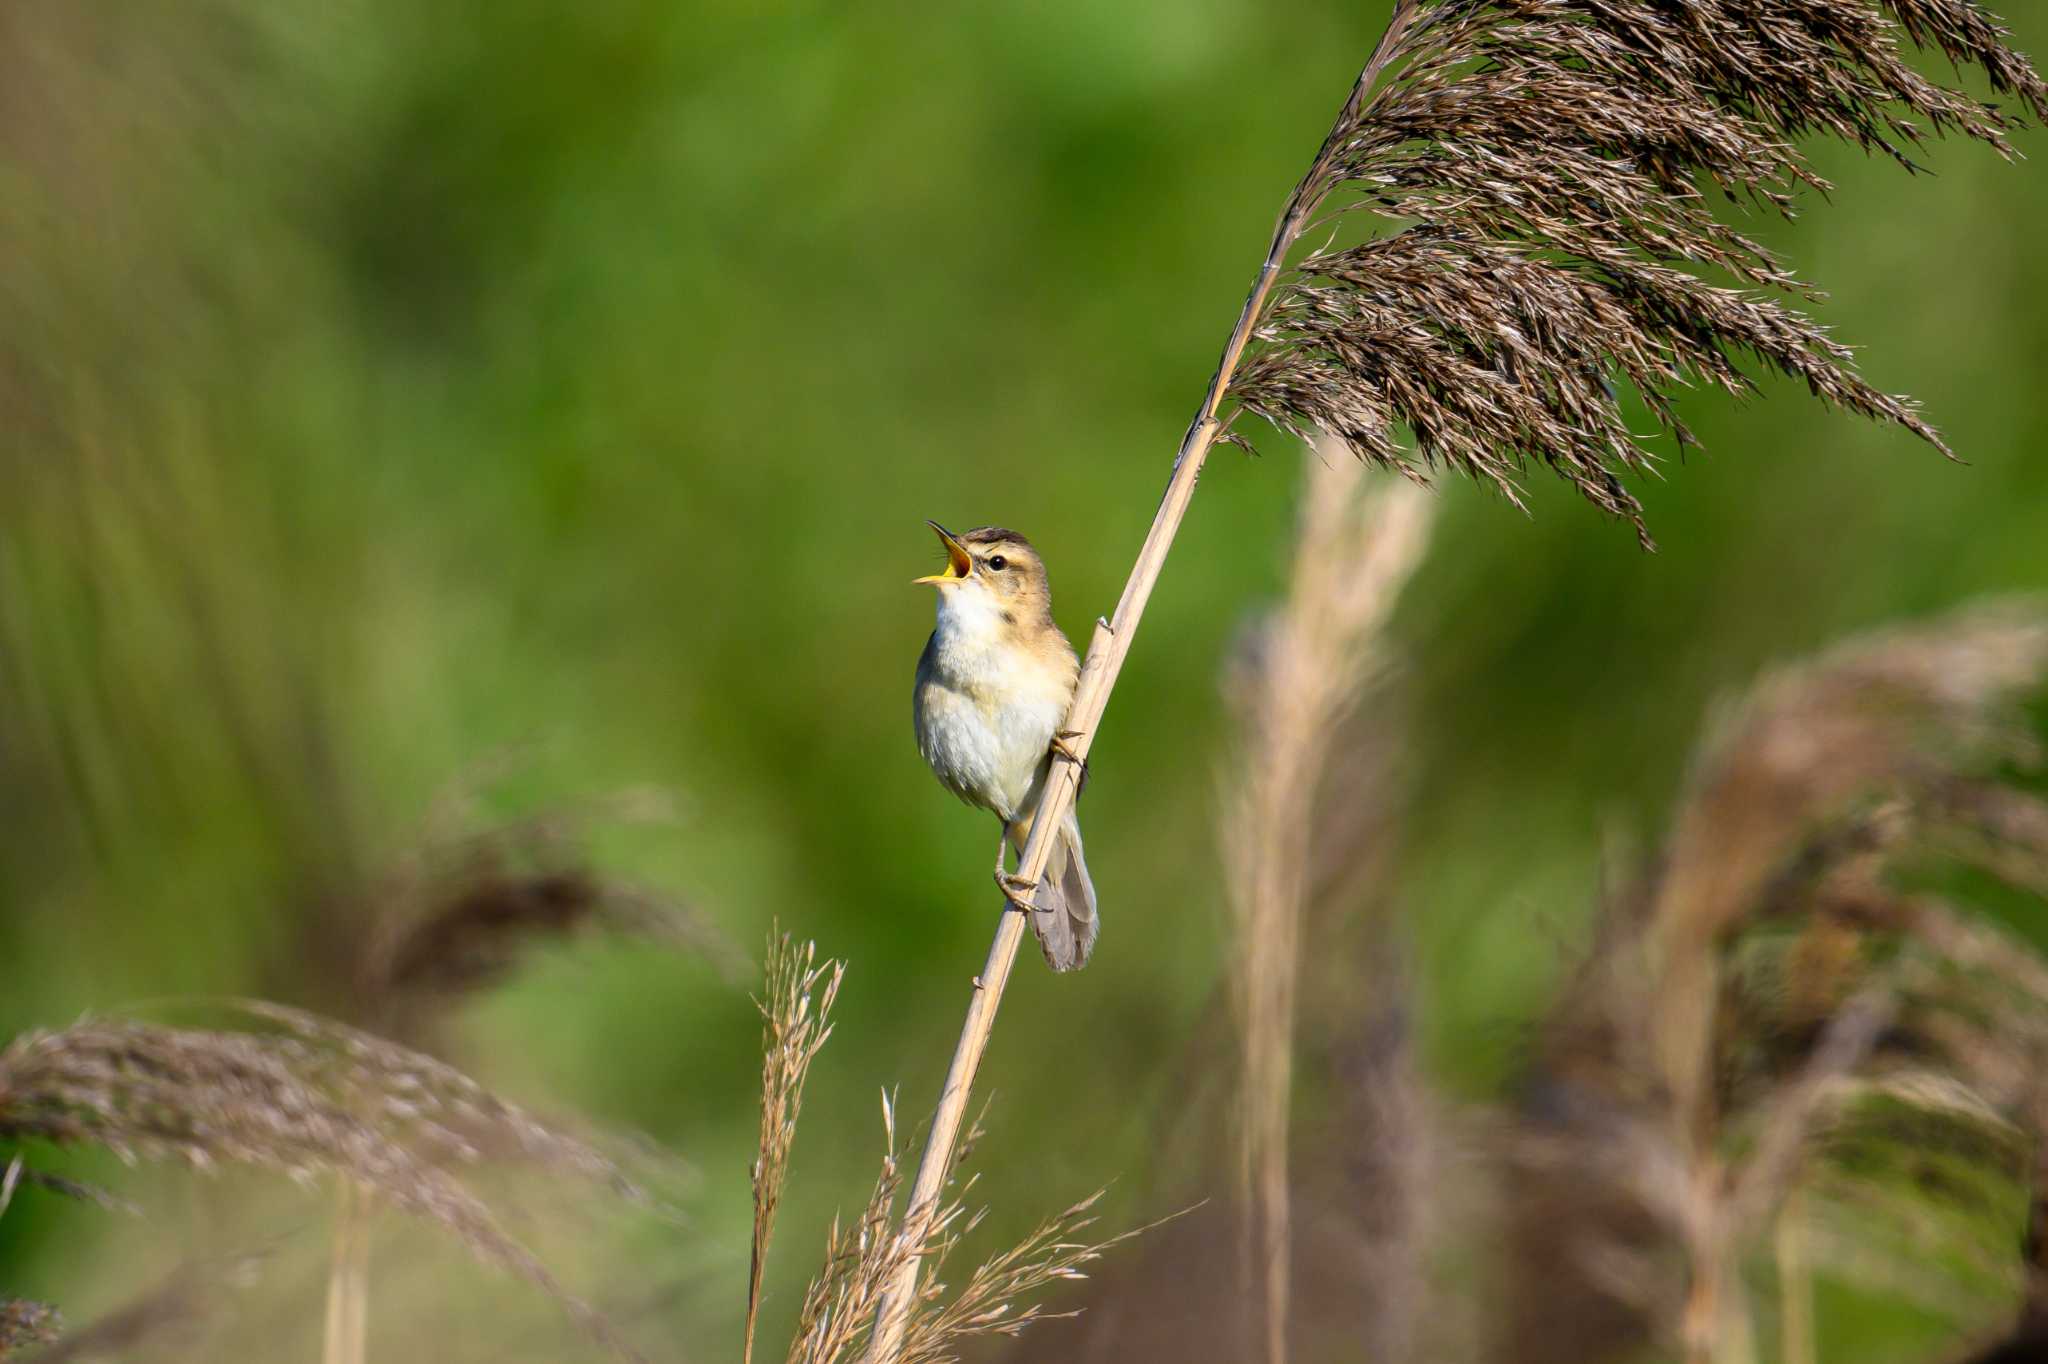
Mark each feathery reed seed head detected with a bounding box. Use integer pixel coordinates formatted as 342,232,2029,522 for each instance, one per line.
355,779,739,1031
1229,0,2046,545
0,1003,656,1357
748,930,848,1364
1507,600,2048,1361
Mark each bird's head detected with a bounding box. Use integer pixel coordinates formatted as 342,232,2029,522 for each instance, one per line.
915,522,1054,629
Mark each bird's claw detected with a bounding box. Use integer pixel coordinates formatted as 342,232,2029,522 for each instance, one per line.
1050,729,1090,797
994,869,1049,915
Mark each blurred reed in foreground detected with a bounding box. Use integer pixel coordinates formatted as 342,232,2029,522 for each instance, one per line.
0,1003,659,1360
1221,447,1434,1364
1508,601,2048,1364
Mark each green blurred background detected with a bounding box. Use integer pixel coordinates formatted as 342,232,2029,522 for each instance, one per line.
2,1,2045,1358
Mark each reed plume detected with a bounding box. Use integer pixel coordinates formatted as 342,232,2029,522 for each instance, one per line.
0,1002,654,1359
1232,0,2047,545
348,776,737,1036
1506,599,2048,1364
749,930,847,1364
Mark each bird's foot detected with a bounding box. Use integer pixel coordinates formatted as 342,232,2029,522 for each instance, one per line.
994,869,1049,916
1050,729,1091,797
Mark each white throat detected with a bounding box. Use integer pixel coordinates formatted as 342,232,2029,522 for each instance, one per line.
928,579,1016,680
932,579,1006,640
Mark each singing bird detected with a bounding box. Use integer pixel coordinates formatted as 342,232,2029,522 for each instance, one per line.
912,522,1098,970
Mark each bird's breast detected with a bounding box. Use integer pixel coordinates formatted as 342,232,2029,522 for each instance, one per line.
914,635,1073,822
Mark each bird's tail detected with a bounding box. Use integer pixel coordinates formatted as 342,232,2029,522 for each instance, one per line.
1009,810,1098,972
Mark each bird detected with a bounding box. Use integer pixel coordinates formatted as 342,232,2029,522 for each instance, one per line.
912,521,1098,971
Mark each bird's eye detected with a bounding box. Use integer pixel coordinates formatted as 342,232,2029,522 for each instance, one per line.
987,556,1008,571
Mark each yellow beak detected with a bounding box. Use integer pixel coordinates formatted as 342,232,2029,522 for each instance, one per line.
913,521,974,586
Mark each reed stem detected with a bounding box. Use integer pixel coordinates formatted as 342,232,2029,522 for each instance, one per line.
321,1180,370,1364
1777,1187,1815,1364
860,17,1421,1360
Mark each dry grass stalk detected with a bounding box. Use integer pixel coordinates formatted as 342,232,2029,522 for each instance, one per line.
1221,442,1434,1364
893,1190,1157,1364
1774,1188,1816,1364
813,1127,1111,1359
780,1090,1155,1364
0,1002,652,1360
748,930,847,1364
321,1179,371,1364
785,1093,914,1364
870,4,2042,1357
1506,600,2048,1364
726,935,1152,1364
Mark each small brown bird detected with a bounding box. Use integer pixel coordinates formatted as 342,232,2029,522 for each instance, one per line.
913,522,1098,970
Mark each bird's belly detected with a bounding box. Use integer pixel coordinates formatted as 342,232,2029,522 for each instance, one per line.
915,683,1064,822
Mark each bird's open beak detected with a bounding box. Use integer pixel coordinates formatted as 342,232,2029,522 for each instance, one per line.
913,521,974,586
